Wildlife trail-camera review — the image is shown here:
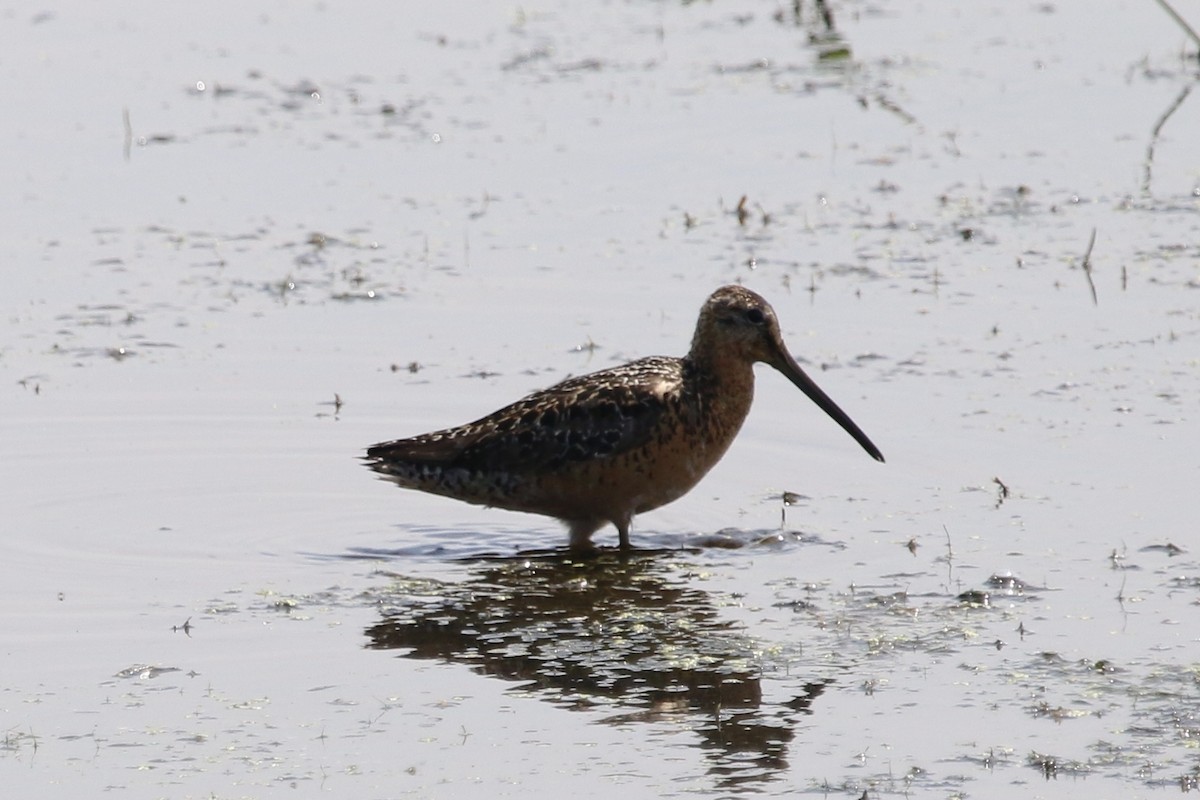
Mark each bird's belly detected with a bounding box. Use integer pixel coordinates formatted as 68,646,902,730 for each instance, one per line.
504,425,735,521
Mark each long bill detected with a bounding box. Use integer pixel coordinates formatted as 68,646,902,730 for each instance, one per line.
773,350,885,463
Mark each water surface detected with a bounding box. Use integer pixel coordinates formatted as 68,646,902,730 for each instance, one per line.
3,1,1199,797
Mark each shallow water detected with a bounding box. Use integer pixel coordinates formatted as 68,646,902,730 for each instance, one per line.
3,1,1199,797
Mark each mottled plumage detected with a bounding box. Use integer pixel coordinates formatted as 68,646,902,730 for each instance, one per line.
365,285,883,550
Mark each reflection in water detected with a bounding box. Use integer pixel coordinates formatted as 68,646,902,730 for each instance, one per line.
362,552,828,787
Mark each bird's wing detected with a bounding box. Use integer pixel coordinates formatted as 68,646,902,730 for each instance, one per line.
366,357,678,473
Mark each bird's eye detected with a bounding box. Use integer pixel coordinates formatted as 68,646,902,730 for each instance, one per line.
745,308,765,325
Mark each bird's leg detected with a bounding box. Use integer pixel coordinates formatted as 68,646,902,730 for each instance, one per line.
615,514,633,551
567,519,604,551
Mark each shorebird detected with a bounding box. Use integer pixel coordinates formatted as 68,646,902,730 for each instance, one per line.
365,285,883,550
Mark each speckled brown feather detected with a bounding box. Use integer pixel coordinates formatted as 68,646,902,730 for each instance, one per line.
365,285,884,550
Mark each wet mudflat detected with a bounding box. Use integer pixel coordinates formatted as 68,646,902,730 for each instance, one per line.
3,1,1199,797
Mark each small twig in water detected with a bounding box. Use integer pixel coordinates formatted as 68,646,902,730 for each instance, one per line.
122,108,133,161
735,195,750,226
993,476,1010,508
780,490,802,529
1153,0,1200,52
941,524,958,593
1142,83,1194,196
815,0,835,31
1080,228,1098,306
317,393,344,419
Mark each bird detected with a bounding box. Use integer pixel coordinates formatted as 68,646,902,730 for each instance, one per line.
364,285,884,550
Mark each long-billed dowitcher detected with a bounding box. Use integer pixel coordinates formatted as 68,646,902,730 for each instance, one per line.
365,285,883,550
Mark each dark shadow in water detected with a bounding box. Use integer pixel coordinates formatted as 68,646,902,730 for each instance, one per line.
360,550,829,789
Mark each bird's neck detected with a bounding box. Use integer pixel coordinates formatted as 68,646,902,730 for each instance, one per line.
683,347,756,416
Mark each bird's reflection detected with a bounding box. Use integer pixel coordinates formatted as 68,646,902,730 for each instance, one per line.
362,550,829,787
